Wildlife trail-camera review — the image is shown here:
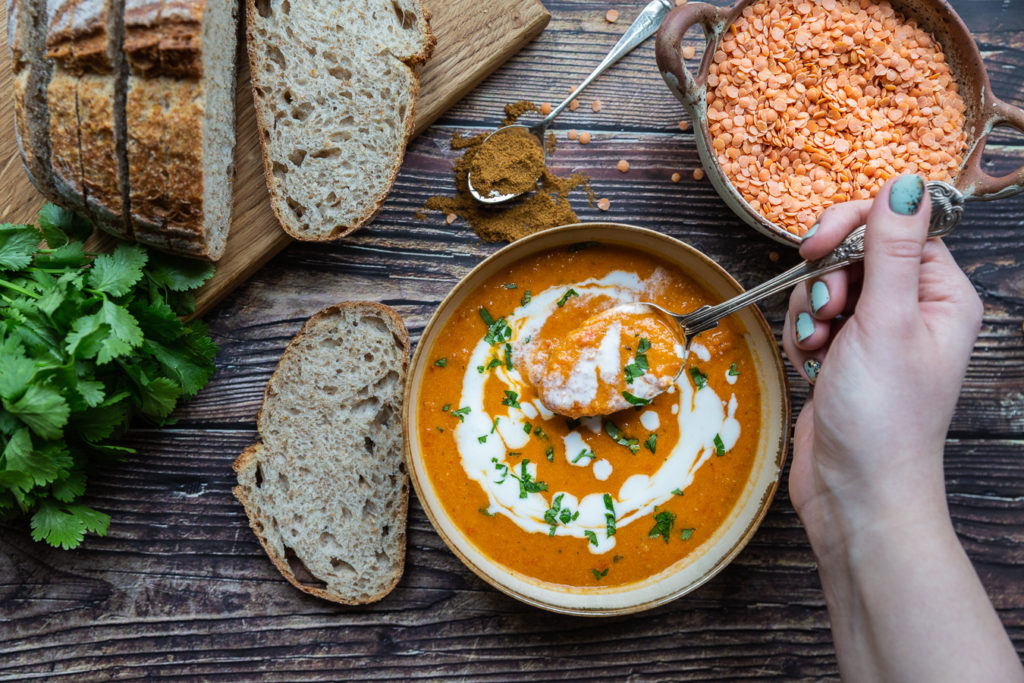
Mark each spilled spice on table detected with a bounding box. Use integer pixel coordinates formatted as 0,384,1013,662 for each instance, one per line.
424,101,594,243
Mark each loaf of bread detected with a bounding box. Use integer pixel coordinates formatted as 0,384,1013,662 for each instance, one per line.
7,0,237,260
233,303,410,604
246,0,434,240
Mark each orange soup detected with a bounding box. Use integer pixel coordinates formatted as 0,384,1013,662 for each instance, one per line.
416,244,761,588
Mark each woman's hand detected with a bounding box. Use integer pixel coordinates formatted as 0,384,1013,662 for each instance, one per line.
780,175,1022,681
782,174,983,542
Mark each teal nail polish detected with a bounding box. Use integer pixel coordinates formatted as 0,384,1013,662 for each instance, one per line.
796,312,815,342
804,359,821,383
803,223,819,240
889,174,925,215
810,280,830,313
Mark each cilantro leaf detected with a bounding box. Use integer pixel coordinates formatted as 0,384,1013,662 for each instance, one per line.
5,384,70,440
584,530,599,546
591,567,609,581
0,225,41,270
146,251,216,292
88,243,148,297
622,391,650,406
644,434,657,454
689,366,708,390
30,500,110,550
728,363,740,377
649,510,676,543
604,420,640,454
714,433,726,456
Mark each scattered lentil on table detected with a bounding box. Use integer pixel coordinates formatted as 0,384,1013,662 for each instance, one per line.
592,99,603,113
606,9,619,23
706,0,967,236
617,159,630,173
578,131,592,145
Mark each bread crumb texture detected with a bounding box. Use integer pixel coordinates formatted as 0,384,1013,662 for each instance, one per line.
247,0,433,239
234,304,410,604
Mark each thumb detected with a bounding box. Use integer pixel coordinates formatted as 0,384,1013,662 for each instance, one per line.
858,174,931,324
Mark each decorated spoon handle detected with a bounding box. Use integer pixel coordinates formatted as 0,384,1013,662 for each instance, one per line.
545,0,675,124
678,181,965,338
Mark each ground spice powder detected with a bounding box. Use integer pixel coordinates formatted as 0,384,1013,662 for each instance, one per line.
468,127,545,197
424,101,593,242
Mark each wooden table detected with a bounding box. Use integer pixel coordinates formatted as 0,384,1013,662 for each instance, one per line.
2,0,1022,678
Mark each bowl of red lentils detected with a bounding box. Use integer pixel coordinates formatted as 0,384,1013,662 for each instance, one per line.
656,0,1024,245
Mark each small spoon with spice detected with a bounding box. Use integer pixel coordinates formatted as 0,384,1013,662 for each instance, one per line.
538,181,965,415
469,0,677,204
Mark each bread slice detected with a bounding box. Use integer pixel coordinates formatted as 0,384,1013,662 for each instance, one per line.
246,0,434,240
74,0,130,237
45,0,89,213
124,0,237,260
9,0,58,199
233,303,410,604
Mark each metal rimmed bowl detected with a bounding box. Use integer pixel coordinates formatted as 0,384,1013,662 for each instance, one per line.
402,223,791,616
655,0,1024,246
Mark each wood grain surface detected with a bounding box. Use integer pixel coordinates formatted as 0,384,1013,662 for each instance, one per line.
0,0,551,316
2,0,1023,680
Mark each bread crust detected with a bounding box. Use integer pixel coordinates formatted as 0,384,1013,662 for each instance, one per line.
245,0,435,242
232,302,411,605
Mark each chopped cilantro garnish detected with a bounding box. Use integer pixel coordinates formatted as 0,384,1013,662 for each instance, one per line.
508,451,523,458
477,358,501,373
649,510,676,543
521,290,531,306
622,391,650,406
501,390,520,409
572,449,595,464
479,507,495,517
491,458,509,484
442,404,451,412
613,555,623,563
433,357,447,367
533,426,548,440
680,528,695,541
504,282,517,289
478,435,487,443
584,530,599,547
544,493,570,536
671,488,684,496
568,240,600,253
510,460,547,498
603,494,616,537
451,406,471,422
504,343,513,370
545,446,555,462
623,337,651,385
604,420,640,454
436,427,444,433
728,363,740,376
689,366,708,390
645,434,658,453
491,417,500,433
566,417,582,430
591,567,609,581
480,307,512,345
556,288,579,307
523,421,532,434
714,433,726,456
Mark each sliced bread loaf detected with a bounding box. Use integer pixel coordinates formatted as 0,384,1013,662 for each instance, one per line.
246,0,434,240
233,303,410,604
45,0,89,214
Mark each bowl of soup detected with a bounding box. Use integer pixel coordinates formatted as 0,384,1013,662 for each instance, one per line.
403,224,790,615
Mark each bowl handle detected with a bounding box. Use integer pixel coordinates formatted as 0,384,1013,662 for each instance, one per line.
655,2,731,108
960,97,1024,201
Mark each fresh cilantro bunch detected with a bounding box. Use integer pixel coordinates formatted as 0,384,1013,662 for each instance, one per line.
0,204,217,550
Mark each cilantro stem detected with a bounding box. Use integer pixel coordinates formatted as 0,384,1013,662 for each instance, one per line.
0,278,40,299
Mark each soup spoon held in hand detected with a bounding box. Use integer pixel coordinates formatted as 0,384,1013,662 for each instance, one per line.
538,181,965,417
468,0,677,204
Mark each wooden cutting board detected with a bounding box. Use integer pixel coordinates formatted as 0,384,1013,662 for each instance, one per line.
0,0,550,316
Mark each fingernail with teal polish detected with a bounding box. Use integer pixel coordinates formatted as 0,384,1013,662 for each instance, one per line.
804,359,821,383
889,174,925,215
810,280,830,313
796,312,815,342
803,223,818,240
